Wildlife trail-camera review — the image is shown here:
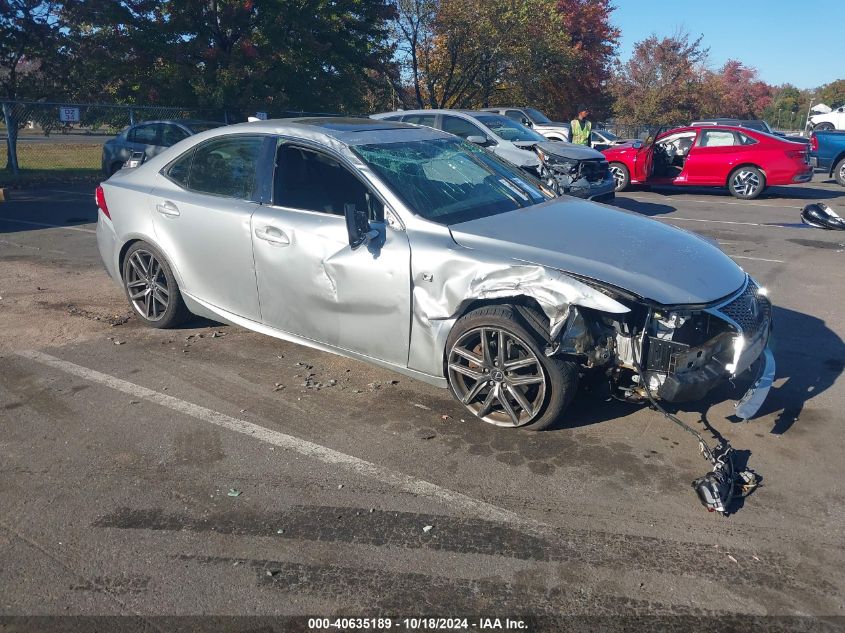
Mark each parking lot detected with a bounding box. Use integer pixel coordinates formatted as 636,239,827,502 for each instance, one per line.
1,177,844,627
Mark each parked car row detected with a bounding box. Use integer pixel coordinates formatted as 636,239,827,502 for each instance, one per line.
371,109,615,202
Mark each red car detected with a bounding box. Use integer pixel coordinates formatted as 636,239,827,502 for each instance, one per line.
603,125,813,200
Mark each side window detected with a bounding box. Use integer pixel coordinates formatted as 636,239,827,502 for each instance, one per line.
186,136,264,199
160,124,189,147
274,145,384,221
737,132,757,146
129,124,159,145
403,114,436,127
505,110,524,122
441,115,484,140
165,149,195,187
699,130,737,147
381,115,403,121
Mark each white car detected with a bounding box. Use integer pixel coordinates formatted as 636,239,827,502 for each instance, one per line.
481,107,571,142
372,109,547,171
809,104,845,131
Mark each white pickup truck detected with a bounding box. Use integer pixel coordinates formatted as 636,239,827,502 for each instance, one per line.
809,104,845,131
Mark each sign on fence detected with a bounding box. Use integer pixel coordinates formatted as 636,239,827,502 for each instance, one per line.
59,107,80,123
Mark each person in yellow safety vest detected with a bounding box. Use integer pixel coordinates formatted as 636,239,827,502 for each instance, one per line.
570,106,592,146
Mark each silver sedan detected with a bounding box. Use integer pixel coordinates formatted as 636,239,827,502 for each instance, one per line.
95,118,775,429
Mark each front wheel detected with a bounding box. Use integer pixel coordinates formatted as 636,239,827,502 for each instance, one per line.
815,122,835,131
728,166,765,200
122,241,190,328
445,305,579,430
608,162,630,192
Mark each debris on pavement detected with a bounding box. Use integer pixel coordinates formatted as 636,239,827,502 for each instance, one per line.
415,429,436,440
413,403,431,410
422,525,433,533
227,488,242,497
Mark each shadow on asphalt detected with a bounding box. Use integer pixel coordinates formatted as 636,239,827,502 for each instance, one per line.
610,196,676,216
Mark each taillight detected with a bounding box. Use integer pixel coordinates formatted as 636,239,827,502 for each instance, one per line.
785,149,806,160
810,134,818,152
95,185,111,219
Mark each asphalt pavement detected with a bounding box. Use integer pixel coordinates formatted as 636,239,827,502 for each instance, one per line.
1,177,844,631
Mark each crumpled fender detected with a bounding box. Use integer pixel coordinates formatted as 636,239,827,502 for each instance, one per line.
407,250,629,377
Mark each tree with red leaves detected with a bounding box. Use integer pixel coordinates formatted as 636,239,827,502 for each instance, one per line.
713,60,773,119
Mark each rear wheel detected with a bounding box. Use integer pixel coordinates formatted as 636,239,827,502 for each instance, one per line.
728,166,765,200
608,162,630,192
446,305,578,431
122,241,190,328
834,157,845,187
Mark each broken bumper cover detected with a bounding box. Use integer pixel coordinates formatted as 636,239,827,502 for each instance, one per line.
735,346,775,420
567,173,616,201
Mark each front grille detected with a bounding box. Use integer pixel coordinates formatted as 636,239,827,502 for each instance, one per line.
717,280,771,336
579,159,609,182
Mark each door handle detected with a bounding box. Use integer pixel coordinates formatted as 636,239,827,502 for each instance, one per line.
254,226,290,246
156,201,180,217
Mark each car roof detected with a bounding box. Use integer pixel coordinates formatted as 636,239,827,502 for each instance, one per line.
131,119,222,127
194,116,450,146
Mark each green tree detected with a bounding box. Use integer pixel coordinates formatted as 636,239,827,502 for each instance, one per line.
816,79,845,108
610,31,709,126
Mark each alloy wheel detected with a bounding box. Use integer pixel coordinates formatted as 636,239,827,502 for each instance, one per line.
125,249,170,321
731,170,761,197
839,162,845,183
448,327,547,427
609,164,626,190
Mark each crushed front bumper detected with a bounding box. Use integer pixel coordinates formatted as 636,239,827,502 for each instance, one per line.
567,173,616,202
648,278,774,417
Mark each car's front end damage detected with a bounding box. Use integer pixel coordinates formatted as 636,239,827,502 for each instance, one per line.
553,275,774,420
534,141,616,202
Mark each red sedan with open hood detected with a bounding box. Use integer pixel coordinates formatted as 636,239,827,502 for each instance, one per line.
603,125,813,199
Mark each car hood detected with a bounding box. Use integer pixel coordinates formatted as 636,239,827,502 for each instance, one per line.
449,197,746,306
537,141,604,160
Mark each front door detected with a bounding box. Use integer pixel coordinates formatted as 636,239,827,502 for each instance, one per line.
150,134,266,321
251,142,412,366
683,128,740,185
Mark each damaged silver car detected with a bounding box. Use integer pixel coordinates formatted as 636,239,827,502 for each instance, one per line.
96,118,775,430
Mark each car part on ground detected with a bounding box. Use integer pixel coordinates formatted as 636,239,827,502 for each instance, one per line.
801,203,845,230
96,117,775,514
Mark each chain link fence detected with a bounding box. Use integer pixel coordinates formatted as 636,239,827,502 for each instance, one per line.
0,100,337,183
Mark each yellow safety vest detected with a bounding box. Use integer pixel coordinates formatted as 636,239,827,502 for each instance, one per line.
571,119,592,145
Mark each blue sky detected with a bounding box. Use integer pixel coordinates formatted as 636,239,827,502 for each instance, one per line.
611,1,844,89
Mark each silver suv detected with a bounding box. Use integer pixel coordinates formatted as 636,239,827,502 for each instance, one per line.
101,119,225,176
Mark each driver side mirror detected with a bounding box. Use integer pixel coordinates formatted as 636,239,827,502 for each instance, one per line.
521,118,533,127
466,135,493,147
633,140,644,149
345,203,380,250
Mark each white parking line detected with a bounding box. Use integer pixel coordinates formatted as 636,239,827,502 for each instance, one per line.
624,195,802,209
657,216,768,227
729,255,785,263
0,217,96,234
17,350,535,530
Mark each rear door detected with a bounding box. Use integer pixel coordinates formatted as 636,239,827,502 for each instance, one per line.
150,135,267,321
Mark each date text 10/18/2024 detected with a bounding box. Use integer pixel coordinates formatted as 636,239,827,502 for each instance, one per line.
308,618,529,630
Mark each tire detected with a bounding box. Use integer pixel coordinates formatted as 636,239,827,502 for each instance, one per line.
445,305,579,431
608,162,630,192
815,122,835,131
728,166,765,200
834,157,845,187
122,241,190,328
